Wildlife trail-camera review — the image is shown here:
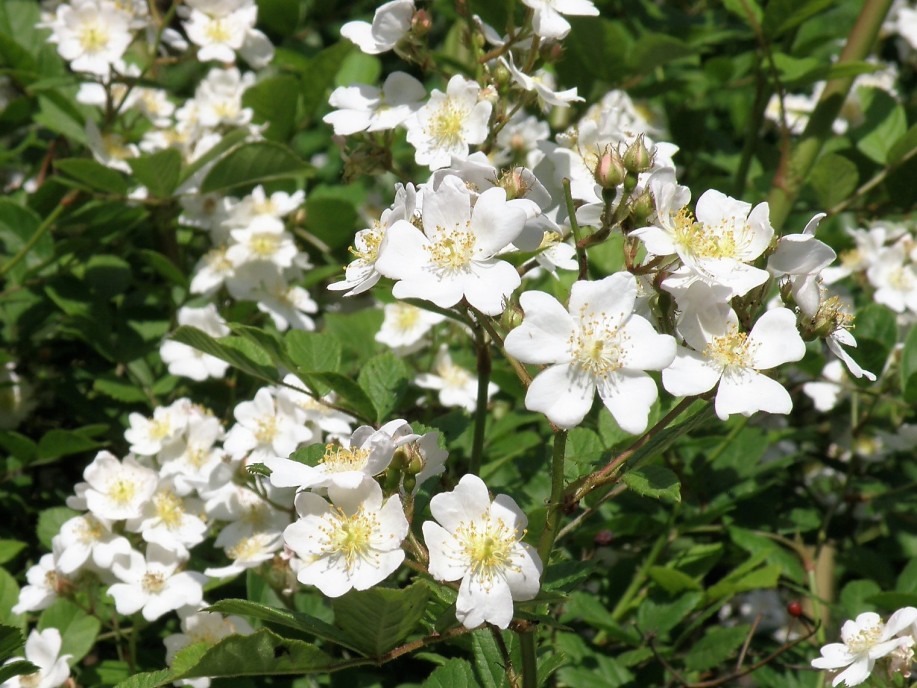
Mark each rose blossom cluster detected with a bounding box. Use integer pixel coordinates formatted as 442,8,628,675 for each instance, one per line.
17,0,897,683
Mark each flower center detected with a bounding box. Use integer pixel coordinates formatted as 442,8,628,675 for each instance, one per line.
457,516,518,584
320,444,370,472
349,225,384,263
426,101,467,148
228,534,271,562
887,266,913,291
142,571,166,594
321,507,379,569
154,491,185,528
703,327,752,369
254,416,278,444
78,516,105,544
438,360,472,388
846,624,883,654
672,209,742,260
394,304,421,331
19,672,41,688
425,227,476,271
149,417,171,440
204,18,232,44
570,314,626,377
249,233,280,258
79,23,110,53
109,478,137,506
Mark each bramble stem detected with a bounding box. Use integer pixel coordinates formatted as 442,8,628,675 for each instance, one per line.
469,312,492,476
766,0,894,230
538,430,567,563
563,178,588,280
519,629,538,688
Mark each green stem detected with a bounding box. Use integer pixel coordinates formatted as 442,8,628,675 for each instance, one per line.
469,314,492,476
562,178,588,280
519,630,538,688
0,191,76,278
610,526,670,622
766,0,894,231
538,430,567,563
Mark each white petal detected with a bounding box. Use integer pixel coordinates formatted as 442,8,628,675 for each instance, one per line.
505,291,575,364
747,308,805,369
525,363,594,428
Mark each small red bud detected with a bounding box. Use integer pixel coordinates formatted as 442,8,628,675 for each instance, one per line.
787,600,803,617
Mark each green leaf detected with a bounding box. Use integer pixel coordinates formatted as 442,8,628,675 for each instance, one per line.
565,428,604,464
423,659,478,688
310,372,376,423
284,331,342,375
559,655,634,687
0,432,36,463
0,200,47,283
36,507,78,549
684,625,750,672
471,629,510,688
635,592,702,636
888,123,917,165
205,599,358,652
257,0,300,37
0,624,24,660
647,566,702,594
622,465,681,503
323,309,384,361
722,0,763,26
896,557,917,594
0,569,22,628
630,33,694,73
128,148,181,198
840,579,881,617
37,428,103,462
706,563,782,602
242,76,299,141
170,326,278,383
332,582,430,657
298,42,353,120
54,158,128,196
628,402,714,469
866,592,917,611
176,128,250,187
93,375,148,403
200,142,309,194
0,660,38,685
809,153,858,210
357,353,409,423
37,598,101,664
0,541,25,565
763,0,834,37
563,18,632,84
115,629,332,688
901,326,917,402
855,88,908,164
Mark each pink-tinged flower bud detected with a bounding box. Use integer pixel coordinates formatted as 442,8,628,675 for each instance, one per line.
411,9,432,36
623,134,652,174
594,146,626,189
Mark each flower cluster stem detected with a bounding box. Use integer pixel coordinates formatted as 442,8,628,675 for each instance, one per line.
519,629,538,688
538,430,567,563
766,0,894,231
469,314,492,476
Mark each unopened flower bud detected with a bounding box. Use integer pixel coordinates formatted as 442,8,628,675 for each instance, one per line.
594,530,614,546
623,134,652,174
594,146,626,189
497,167,530,200
411,9,432,36
501,304,524,332
630,188,655,226
546,42,565,63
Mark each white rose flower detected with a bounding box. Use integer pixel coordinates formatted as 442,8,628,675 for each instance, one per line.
422,474,542,629
283,478,408,597
375,182,526,316
340,0,414,55
1,628,71,688
504,273,676,432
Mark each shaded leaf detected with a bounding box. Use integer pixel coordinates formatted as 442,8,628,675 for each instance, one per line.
332,582,430,657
